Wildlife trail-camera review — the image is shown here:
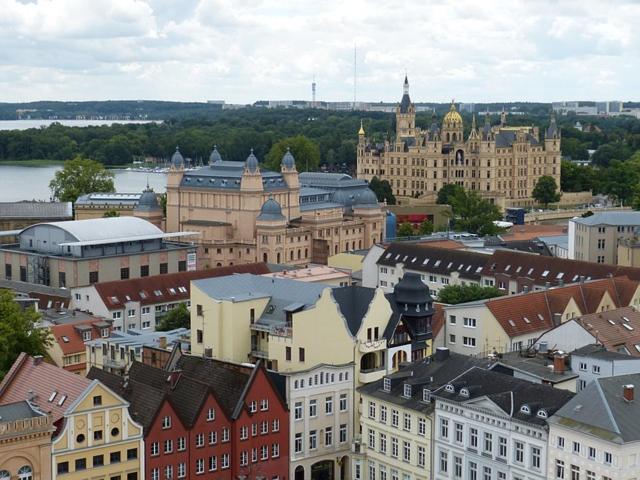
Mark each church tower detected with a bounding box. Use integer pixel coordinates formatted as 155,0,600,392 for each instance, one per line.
442,101,464,143
395,75,416,138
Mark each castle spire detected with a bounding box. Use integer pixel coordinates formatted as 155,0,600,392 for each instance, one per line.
358,119,365,136
403,74,409,95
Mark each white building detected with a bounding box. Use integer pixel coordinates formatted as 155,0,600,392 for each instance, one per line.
547,374,640,480
433,367,574,480
570,345,640,391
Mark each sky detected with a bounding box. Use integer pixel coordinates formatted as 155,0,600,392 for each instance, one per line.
1,0,639,104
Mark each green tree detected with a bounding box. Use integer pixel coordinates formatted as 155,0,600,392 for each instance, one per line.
448,189,503,236
369,176,396,205
437,284,504,304
103,209,120,218
397,222,415,238
436,183,464,205
49,157,115,203
156,303,190,332
532,175,561,208
418,219,434,235
560,161,599,192
264,135,320,172
603,157,640,205
0,290,52,378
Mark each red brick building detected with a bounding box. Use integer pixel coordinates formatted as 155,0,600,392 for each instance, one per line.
89,353,289,479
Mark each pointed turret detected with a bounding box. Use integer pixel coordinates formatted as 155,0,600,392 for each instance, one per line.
500,107,507,127
546,111,559,139
358,119,365,136
469,114,479,140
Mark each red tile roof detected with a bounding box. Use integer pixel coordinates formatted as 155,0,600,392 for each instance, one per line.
0,353,90,422
51,318,111,356
93,263,271,309
485,277,640,338
575,306,640,356
501,224,567,242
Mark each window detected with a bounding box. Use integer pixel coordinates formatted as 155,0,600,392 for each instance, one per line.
449,315,457,324
222,428,229,442
110,451,121,463
403,413,411,431
556,460,565,479
299,347,305,361
604,451,612,465
340,393,348,411
531,446,541,469
196,433,204,447
272,419,280,432
249,400,257,413
178,437,186,450
120,267,130,280
260,398,269,411
162,415,171,429
579,362,587,371
294,402,303,420
294,433,303,453
449,334,456,343
463,317,477,328
586,471,595,480
383,377,391,391
164,439,173,453
160,262,168,274
402,441,411,462
309,399,317,417
379,432,386,453
418,446,426,468
240,451,248,467
272,443,280,458
557,436,565,449
221,453,229,469
469,427,478,449
571,465,579,480
89,271,99,284
469,461,478,480
498,436,507,457
440,417,449,439
483,432,492,454
75,458,86,471
572,441,580,454
380,404,387,423
588,446,596,460
455,423,464,443
209,456,217,471
463,336,476,347
93,455,104,467
391,409,399,427
391,437,398,458
207,408,215,421
285,347,291,361
325,396,333,414
260,420,268,434
4,264,11,280
368,428,375,449
112,311,122,320
418,417,426,436
140,265,149,277
368,401,376,418
150,442,159,456
339,424,347,443
514,441,524,463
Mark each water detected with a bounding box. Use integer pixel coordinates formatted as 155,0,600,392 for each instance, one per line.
0,119,157,130
0,165,167,202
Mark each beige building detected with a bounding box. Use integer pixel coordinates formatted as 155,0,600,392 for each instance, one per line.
357,76,562,207
618,237,640,267
284,363,354,480
166,146,385,268
262,264,352,286
569,211,640,264
0,401,54,480
74,189,163,228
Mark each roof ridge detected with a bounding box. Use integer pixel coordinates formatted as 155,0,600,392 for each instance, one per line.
595,378,621,435
0,352,28,397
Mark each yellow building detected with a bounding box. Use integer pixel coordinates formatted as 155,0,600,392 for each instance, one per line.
357,76,562,207
52,380,144,480
166,146,385,268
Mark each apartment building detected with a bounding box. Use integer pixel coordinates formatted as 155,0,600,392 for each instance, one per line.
547,375,640,480
433,368,574,480
356,349,489,480
569,211,640,264
48,317,112,373
570,345,640,391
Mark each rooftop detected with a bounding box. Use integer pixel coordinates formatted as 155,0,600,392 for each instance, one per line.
75,192,142,206
572,343,640,361
573,307,640,357
490,351,578,383
0,201,72,219
0,400,46,422
86,328,189,352
261,265,350,283
500,224,567,242
572,211,640,227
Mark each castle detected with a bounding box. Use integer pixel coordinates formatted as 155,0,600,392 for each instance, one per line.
356,76,561,207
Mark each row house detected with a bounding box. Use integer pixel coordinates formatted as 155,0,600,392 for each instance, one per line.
441,276,640,357
88,352,289,480
71,263,270,331
356,348,490,480
0,353,144,480
433,368,574,480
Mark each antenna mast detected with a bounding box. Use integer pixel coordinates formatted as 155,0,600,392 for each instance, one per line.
353,44,357,110
312,75,316,106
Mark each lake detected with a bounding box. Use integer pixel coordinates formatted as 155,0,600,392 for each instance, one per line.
0,119,157,130
0,165,167,202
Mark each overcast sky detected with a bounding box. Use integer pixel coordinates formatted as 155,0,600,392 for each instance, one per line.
1,0,638,104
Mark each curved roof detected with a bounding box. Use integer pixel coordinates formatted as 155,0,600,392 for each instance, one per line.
209,145,223,165
257,197,286,221
444,103,463,125
135,189,160,211
171,147,184,167
281,148,295,170
245,149,259,173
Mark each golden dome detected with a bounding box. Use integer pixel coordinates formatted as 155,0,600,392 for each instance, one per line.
358,120,365,135
443,102,463,125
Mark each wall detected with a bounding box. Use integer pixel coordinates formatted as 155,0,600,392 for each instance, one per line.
534,321,596,354
0,415,53,480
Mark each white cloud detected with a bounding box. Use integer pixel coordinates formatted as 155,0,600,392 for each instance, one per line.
0,0,638,102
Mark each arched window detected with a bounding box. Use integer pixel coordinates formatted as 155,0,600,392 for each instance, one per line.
290,250,294,261
305,248,308,258
216,262,222,267
297,249,301,259
0,471,10,480
263,253,268,263
277,252,281,263
18,466,33,480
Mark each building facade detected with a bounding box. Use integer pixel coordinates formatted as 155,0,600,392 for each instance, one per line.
357,76,562,206
48,318,113,373
74,189,163,228
569,211,640,264
165,146,385,268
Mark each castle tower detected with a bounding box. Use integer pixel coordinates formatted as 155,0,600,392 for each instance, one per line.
240,149,264,192
395,75,416,138
280,147,299,189
166,147,185,232
442,101,463,143
500,107,507,127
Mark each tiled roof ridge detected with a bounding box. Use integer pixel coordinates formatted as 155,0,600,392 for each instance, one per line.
0,352,28,397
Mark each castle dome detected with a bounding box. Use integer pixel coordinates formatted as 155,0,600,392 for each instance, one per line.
245,149,259,173
257,196,285,221
209,145,222,165
281,148,296,170
443,102,463,126
357,188,378,205
135,188,160,212
171,146,184,168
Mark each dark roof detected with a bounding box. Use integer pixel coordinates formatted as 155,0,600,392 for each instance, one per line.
0,202,72,219
93,263,271,309
494,130,540,148
572,344,638,361
0,400,45,422
332,286,376,336
399,93,412,113
378,243,489,280
358,352,492,413
550,373,640,443
434,367,574,425
493,240,552,256
490,352,578,383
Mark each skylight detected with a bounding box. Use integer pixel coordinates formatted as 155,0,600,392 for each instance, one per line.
542,270,549,277
505,265,511,271
178,286,188,293
48,391,57,402
154,290,163,296
635,344,640,353
623,324,634,331
527,268,534,275
523,317,530,324
57,395,67,406
508,320,516,326
385,253,392,259
125,295,131,301
110,296,119,304
623,316,630,322
139,291,147,299
412,257,417,263
422,258,429,265
516,266,522,273
556,272,564,279
434,260,441,267
62,336,69,343
608,320,616,325
466,265,472,271
168,288,176,295
447,262,453,269
537,314,545,321
476,267,483,273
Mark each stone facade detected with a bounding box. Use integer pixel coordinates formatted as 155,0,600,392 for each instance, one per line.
166,147,385,268
357,76,562,207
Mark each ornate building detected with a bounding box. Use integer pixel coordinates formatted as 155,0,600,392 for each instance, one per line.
166,147,385,268
357,76,562,207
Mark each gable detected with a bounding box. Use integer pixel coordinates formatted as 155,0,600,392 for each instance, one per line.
357,288,393,341
67,381,128,414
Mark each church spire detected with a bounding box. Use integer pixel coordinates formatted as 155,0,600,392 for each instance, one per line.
403,74,409,95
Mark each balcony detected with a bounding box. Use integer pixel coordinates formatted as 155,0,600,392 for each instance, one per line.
250,322,292,338
358,338,386,353
251,349,269,359
358,365,386,384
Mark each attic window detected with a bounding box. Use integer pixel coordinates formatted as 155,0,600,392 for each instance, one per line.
516,266,522,273
542,270,550,277
445,384,455,393
434,260,441,267
412,257,417,263
556,272,564,279
537,314,545,321
125,295,131,301
508,320,516,327
527,268,534,275
154,290,163,297
178,286,187,293
62,336,70,343
168,288,176,295
383,378,391,392
422,258,429,265
460,387,470,397
536,409,548,418
505,265,511,271
395,254,401,260
572,275,579,282
523,317,530,324
635,344,640,353
139,291,148,299
520,404,531,415
447,262,453,269
422,388,431,402
385,253,392,259
623,316,630,322
476,267,482,273
403,256,408,262
403,384,412,398
466,265,472,271
48,391,57,402
623,324,634,331
110,296,119,304
608,320,616,325
458,264,464,270
57,395,67,406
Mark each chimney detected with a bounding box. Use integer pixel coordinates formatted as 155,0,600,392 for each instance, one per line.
33,355,43,366
579,275,585,284
159,336,167,349
553,354,566,374
523,285,529,293
623,384,634,402
435,347,450,362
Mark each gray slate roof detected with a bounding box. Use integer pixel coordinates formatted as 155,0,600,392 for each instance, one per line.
550,373,640,443
332,286,376,336
495,130,540,148
572,344,638,361
0,202,72,219
0,400,44,421
571,211,640,227
490,352,578,383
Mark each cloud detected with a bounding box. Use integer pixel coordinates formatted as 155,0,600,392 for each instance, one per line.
0,0,638,102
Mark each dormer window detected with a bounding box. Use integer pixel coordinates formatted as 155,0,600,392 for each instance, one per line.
82,331,91,341
383,378,391,392
536,409,548,419
403,384,412,398
445,384,455,393
423,389,431,402
520,405,531,415
460,388,470,398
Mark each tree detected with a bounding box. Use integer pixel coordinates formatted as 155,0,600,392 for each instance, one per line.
560,161,599,192
103,209,120,218
0,290,52,379
264,135,321,172
602,156,640,205
49,156,115,203
532,175,561,208
437,284,504,304
397,222,415,238
156,303,190,332
369,176,396,205
447,189,503,236
436,183,464,205
418,219,434,235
